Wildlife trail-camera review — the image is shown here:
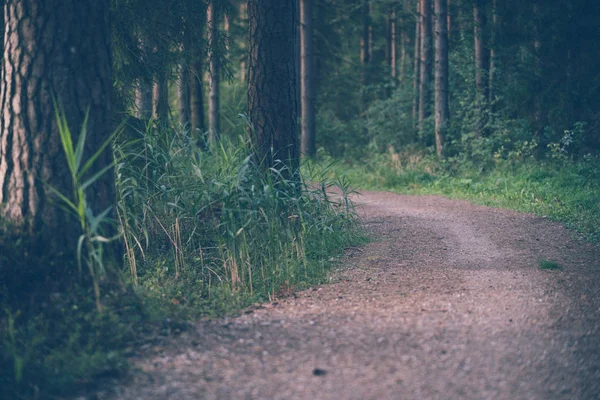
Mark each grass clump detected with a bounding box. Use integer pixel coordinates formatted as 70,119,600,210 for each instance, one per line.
0,120,363,399
539,260,563,270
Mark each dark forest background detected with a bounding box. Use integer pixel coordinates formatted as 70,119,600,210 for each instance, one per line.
1,0,599,397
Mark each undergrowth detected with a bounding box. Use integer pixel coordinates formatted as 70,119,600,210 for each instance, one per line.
0,121,363,399
330,147,600,243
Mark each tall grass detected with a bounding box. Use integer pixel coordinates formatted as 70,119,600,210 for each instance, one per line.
115,122,362,315
1,117,362,399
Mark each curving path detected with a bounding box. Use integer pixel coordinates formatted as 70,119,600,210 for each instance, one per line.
114,191,600,400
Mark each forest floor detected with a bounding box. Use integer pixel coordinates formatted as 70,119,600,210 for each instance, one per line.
106,190,600,400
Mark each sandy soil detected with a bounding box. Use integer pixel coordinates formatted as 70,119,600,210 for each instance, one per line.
109,191,600,400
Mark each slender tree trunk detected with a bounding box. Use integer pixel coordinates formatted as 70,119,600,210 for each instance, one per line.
390,8,398,82
434,0,449,158
488,0,497,103
153,72,169,126
418,0,433,131
399,24,407,83
300,0,316,158
136,39,153,120
178,12,192,127
239,2,248,84
447,0,451,37
412,0,421,126
179,62,191,127
191,60,206,140
533,1,542,134
247,0,299,182
361,0,371,115
474,0,489,135
207,1,220,145
474,0,489,102
0,0,117,274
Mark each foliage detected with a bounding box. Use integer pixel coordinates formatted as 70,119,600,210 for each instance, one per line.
333,148,600,243
0,119,363,398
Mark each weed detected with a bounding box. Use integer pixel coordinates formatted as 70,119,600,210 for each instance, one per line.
539,260,563,270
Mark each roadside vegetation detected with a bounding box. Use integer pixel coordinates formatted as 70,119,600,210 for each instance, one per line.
0,120,363,398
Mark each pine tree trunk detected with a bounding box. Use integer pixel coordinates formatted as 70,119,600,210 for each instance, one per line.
390,8,398,82
0,0,117,273
247,0,299,182
533,1,542,134
136,81,153,121
179,18,192,127
434,0,449,158
207,1,220,145
399,25,407,83
191,59,206,141
447,0,452,39
239,2,248,84
136,39,153,120
360,0,371,115
300,0,316,158
418,0,433,131
474,0,489,135
412,0,421,127
488,0,497,103
153,72,169,126
474,0,489,103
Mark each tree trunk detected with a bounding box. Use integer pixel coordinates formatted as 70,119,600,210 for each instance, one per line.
191,60,206,141
389,8,398,82
179,17,192,127
418,0,433,131
399,23,407,83
474,0,489,103
447,0,451,39
136,39,153,120
412,0,421,126
153,71,169,126
488,0,497,103
474,0,489,135
239,2,248,84
360,0,371,115
207,1,220,145
247,0,299,182
300,0,316,158
434,0,449,158
533,1,542,134
0,0,117,275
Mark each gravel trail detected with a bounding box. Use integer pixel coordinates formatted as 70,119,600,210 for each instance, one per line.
115,191,600,400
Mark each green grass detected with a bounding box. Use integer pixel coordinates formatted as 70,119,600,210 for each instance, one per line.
329,151,600,243
1,122,364,399
539,259,564,270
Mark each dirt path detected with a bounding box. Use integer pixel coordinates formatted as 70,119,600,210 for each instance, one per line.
113,191,600,400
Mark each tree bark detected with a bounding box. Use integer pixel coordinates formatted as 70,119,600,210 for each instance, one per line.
488,0,497,103
191,60,206,141
239,2,248,84
418,0,433,131
154,71,169,126
207,1,220,145
434,0,449,158
474,0,489,103
179,16,192,127
412,0,421,126
360,0,371,115
300,0,316,158
247,0,299,182
474,0,489,135
389,8,398,82
0,0,117,272
532,1,542,134
136,38,153,120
